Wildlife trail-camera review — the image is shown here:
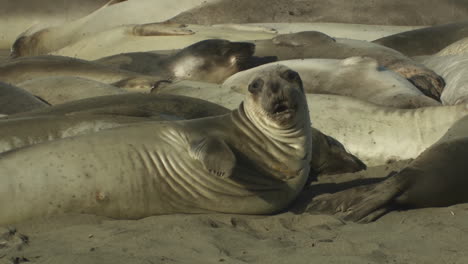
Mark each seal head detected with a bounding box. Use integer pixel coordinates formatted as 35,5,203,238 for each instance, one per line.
244,65,306,130
171,39,256,83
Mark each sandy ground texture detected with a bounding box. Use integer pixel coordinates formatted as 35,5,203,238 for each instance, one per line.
2,160,467,264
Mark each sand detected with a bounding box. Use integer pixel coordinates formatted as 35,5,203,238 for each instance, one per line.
2,160,468,264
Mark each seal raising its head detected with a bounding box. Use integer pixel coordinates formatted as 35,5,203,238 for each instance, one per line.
0,65,312,224
96,39,257,83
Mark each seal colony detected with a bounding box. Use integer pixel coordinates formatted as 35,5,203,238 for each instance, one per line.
2,0,468,230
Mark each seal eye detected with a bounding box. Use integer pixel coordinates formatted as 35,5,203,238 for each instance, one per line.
248,78,264,94
281,69,300,82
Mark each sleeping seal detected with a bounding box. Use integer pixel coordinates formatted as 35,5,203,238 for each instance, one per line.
223,58,440,108
251,31,445,100
94,39,258,83
0,65,313,225
47,23,276,60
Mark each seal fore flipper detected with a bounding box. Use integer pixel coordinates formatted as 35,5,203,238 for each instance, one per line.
189,137,236,178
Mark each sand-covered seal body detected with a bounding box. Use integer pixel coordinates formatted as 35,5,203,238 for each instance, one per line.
48,24,276,60
0,55,165,92
0,81,49,114
0,66,312,225
9,0,217,57
223,58,440,108
252,31,445,100
94,39,257,83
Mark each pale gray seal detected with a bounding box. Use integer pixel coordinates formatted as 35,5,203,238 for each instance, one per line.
223,57,440,108
308,114,468,222
0,81,49,114
0,65,313,225
251,31,445,100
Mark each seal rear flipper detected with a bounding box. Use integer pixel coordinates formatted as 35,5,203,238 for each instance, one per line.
189,137,236,178
306,172,408,222
132,23,194,37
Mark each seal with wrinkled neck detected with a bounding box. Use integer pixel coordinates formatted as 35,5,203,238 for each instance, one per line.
0,65,312,224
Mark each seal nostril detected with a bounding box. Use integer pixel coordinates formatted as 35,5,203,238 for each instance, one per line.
248,78,264,94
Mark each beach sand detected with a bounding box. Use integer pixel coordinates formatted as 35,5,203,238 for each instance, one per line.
2,159,467,264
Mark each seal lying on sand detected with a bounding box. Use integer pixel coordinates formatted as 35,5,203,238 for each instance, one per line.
308,114,468,222
6,93,365,177
0,81,49,114
0,65,313,225
419,55,468,105
251,31,445,100
372,21,468,57
0,0,108,49
94,39,259,83
17,76,127,105
47,23,276,60
155,80,468,166
223,58,440,108
9,0,216,57
0,55,165,92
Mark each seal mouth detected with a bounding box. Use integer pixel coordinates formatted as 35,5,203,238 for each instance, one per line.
271,100,296,121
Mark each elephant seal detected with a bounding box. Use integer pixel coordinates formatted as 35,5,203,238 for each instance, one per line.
94,39,258,84
251,31,445,100
17,76,127,105
6,93,365,177
308,115,468,222
223,58,440,108
9,0,219,57
0,0,108,49
419,55,468,105
0,81,49,114
155,80,468,166
0,55,165,92
48,23,276,60
436,36,468,56
168,0,468,26
372,21,468,56
0,65,313,225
